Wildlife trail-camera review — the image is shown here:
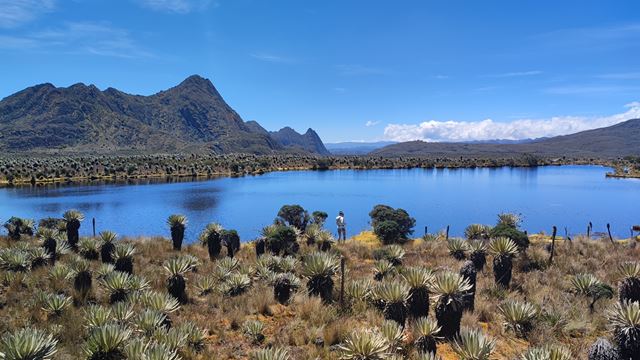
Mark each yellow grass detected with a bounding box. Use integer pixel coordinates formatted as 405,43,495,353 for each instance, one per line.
1,229,639,359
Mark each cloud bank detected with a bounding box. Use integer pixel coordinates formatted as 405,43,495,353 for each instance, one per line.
0,0,55,28
383,102,640,142
0,22,152,59
484,70,543,78
137,0,213,14
365,120,380,127
250,52,295,64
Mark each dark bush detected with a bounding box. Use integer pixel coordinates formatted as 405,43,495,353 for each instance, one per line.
311,211,328,226
266,225,299,256
490,223,529,251
374,220,402,245
222,230,240,258
369,205,415,244
277,205,310,230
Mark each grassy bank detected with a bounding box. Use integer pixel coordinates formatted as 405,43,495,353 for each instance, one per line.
1,227,639,359
0,153,608,187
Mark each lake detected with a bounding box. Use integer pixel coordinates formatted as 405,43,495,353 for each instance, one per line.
0,166,638,242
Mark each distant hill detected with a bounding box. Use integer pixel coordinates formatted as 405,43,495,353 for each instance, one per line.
325,141,396,155
372,119,640,158
0,75,327,155
269,127,330,155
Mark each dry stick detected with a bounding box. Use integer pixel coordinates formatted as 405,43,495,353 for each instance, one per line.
607,223,615,245
548,226,557,265
565,226,572,242
339,257,346,310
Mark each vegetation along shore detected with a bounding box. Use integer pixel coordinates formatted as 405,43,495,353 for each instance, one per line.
1,205,639,359
0,153,625,187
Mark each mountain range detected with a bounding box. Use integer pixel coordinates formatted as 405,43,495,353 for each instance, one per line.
1,75,638,159
325,141,397,155
372,118,640,158
0,75,326,155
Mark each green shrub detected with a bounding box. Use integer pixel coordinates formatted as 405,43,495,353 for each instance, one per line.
276,204,310,230
369,205,415,244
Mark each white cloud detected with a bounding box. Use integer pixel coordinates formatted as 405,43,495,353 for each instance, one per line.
365,120,380,127
336,64,384,76
383,102,640,142
537,23,640,43
485,70,543,78
597,72,640,80
250,52,295,64
545,85,640,95
0,22,153,58
0,0,55,28
136,0,213,14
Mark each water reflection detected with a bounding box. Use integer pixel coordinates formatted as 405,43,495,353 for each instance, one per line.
0,166,638,242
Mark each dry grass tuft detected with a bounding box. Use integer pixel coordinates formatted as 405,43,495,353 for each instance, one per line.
0,227,638,359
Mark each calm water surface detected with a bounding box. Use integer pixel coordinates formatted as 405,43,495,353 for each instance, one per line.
1,166,638,242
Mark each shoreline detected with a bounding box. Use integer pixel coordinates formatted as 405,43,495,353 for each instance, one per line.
0,157,624,188
605,172,640,179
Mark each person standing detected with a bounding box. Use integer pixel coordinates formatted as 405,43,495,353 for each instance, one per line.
336,211,346,242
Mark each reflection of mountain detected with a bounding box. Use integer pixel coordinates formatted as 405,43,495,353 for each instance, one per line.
0,75,327,155
180,187,220,212
373,118,640,158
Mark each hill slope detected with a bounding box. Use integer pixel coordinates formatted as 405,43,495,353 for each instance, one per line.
0,75,326,155
372,119,640,158
325,141,396,155
269,127,330,155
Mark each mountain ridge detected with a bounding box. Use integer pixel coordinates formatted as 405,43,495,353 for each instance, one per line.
325,141,397,155
269,126,330,155
0,75,326,155
372,118,640,158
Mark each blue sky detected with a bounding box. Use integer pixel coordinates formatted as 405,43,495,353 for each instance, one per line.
1,0,639,142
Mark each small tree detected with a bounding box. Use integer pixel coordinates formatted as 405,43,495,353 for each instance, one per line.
374,221,402,245
264,225,298,256
276,205,310,230
222,230,240,258
199,223,223,261
70,258,93,305
167,215,187,251
164,257,196,304
38,228,61,265
489,237,519,288
401,267,434,318
459,260,477,312
272,273,301,305
99,231,117,264
3,217,35,241
369,205,415,244
311,211,328,227
618,262,640,303
431,271,472,339
63,210,84,251
608,301,640,360
489,213,528,251
571,273,614,313
302,252,339,303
